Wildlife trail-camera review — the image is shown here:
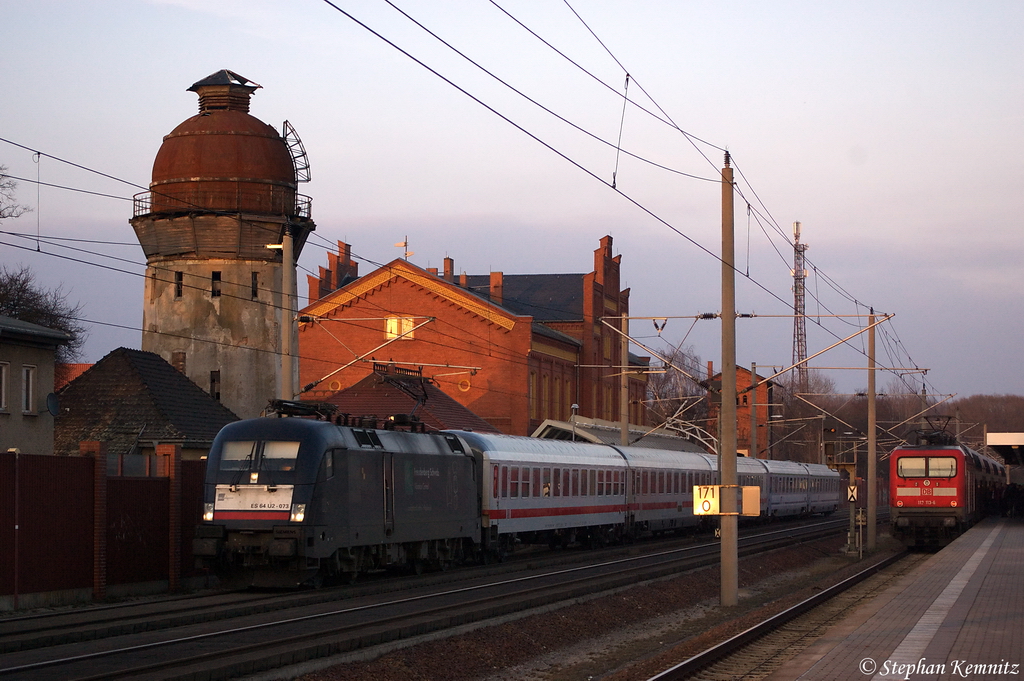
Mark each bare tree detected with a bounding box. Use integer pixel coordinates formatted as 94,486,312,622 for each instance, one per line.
0,265,88,363
646,344,705,419
773,370,839,462
1,165,32,221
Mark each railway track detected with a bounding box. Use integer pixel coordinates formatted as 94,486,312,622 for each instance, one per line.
0,520,847,680
645,548,926,681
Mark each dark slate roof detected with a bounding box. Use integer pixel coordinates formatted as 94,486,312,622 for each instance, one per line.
326,371,500,433
0,314,72,347
461,273,584,321
54,347,239,456
531,321,581,346
188,69,257,90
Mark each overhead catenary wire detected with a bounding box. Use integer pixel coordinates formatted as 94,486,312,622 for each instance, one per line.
1,2,939,401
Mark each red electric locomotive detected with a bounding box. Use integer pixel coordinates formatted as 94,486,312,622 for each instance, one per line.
890,432,1005,548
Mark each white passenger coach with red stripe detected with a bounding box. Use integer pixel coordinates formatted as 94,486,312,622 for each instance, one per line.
457,431,840,553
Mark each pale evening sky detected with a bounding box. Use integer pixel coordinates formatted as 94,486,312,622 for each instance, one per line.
1,1,1021,401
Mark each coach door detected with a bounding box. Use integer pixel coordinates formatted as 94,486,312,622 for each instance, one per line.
383,453,395,537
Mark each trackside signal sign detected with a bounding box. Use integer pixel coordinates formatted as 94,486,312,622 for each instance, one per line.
693,485,760,516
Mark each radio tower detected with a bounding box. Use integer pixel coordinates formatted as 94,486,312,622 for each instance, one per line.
791,221,809,393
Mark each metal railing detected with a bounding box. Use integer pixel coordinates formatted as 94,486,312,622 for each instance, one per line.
133,188,311,219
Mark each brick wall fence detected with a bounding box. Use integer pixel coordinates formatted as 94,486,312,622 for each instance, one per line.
0,443,206,611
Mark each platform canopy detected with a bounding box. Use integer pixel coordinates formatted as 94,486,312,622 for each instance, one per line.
987,432,1024,467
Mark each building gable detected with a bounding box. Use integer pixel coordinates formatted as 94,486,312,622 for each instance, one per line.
303,260,518,331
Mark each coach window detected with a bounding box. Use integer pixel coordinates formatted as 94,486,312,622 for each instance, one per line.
510,467,519,497
534,468,542,497
563,469,570,496
597,470,605,496
571,469,579,496
554,468,563,496
521,467,530,497
542,468,551,496
614,471,622,496
580,468,588,496
501,466,509,498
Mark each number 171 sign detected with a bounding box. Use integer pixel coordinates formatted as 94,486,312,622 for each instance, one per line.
693,485,760,516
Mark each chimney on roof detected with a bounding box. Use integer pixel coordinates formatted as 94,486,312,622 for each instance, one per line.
490,271,503,306
459,272,467,287
443,256,454,282
427,267,438,276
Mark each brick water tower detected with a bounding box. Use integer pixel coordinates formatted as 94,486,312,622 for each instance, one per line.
130,70,315,418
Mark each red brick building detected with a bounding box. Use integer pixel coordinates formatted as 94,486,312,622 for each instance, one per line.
705,364,777,458
297,236,647,435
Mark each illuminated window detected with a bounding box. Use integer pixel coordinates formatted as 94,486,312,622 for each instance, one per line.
385,317,415,340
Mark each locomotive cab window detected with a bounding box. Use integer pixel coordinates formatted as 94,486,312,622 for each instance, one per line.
218,440,300,480
897,456,957,478
929,457,957,477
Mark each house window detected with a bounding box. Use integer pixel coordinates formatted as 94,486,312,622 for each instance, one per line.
541,374,549,419
21,365,36,414
251,271,259,300
211,271,222,297
529,372,538,420
384,317,414,340
210,370,221,401
171,351,186,374
0,362,8,411
174,271,183,298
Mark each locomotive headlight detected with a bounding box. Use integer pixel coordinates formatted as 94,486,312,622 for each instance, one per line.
290,503,306,523
203,503,215,522
250,471,259,484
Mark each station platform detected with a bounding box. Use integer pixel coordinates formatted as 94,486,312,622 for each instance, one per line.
767,517,1023,680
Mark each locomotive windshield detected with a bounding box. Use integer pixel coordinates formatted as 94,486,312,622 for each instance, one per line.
897,456,957,478
219,440,300,483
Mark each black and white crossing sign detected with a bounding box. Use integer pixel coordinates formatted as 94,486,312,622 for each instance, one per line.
847,485,858,503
